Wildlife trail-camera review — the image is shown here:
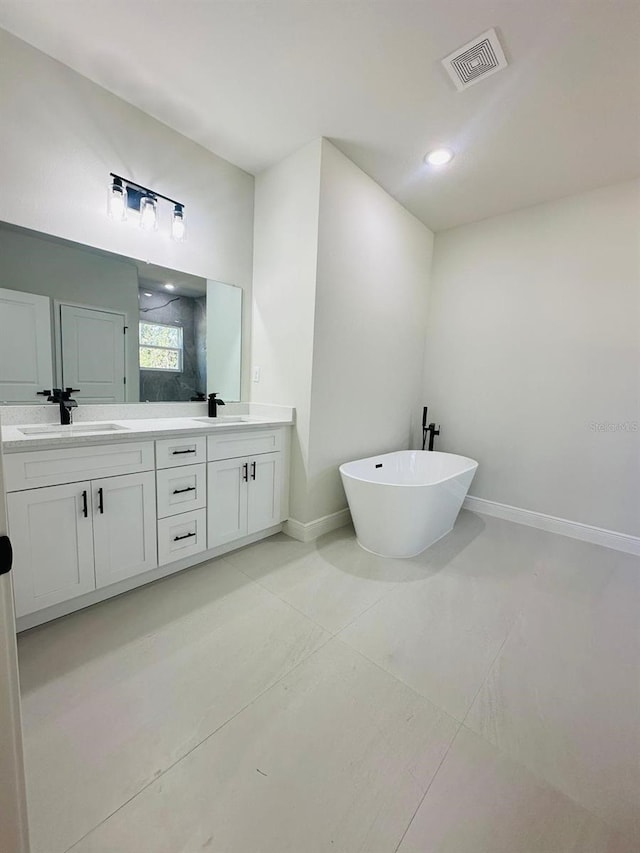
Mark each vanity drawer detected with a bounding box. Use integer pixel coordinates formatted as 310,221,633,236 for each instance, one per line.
156,436,207,469
158,509,207,566
156,464,206,519
207,428,283,461
4,442,155,492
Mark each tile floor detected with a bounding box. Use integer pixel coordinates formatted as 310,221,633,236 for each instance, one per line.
17,511,639,852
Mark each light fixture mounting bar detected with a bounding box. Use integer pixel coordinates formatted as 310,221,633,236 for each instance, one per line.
109,173,183,208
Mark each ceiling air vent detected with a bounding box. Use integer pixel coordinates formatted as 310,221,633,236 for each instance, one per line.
442,28,508,91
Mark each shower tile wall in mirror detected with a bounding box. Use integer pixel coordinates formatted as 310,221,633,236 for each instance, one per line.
0,221,242,404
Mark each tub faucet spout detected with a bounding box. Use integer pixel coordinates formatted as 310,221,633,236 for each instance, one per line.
426,422,440,451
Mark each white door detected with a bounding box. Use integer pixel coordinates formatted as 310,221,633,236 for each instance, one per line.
7,483,95,617
207,458,249,547
247,453,282,535
92,471,157,588
0,287,52,404
60,304,126,403
0,445,31,851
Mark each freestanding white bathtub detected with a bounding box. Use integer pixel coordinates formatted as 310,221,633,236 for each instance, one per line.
340,450,478,558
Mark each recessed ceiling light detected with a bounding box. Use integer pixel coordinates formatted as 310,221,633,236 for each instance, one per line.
164,283,175,291
424,148,454,167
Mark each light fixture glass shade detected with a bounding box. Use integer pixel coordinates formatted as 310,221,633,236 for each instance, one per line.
139,195,158,230
108,178,127,220
171,204,186,241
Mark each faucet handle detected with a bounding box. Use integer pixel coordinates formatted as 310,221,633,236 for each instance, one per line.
64,387,80,395
36,389,52,397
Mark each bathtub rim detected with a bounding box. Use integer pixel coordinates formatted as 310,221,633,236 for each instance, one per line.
339,450,478,488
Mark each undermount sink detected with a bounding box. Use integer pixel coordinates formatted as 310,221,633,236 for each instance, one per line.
18,423,129,437
191,416,252,425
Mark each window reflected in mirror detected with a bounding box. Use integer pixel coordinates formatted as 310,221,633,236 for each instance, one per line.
0,220,243,405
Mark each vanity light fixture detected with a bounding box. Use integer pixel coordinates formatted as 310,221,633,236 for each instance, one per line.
108,173,186,240
108,176,127,221
139,194,158,231
171,204,186,242
424,148,454,167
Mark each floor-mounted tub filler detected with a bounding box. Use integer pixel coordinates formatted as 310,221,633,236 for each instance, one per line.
340,451,478,558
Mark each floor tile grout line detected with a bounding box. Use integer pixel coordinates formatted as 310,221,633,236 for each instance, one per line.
65,629,456,853
332,636,461,724
454,720,638,845
453,598,640,846
231,565,342,638
459,619,515,730
226,565,440,722
334,580,403,634
391,718,465,853
64,633,334,853
233,558,406,640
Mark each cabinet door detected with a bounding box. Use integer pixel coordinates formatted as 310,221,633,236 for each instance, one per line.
207,458,248,547
93,471,157,588
7,482,95,617
247,453,282,535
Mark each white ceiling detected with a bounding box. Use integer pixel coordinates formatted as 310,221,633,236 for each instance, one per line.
0,0,639,231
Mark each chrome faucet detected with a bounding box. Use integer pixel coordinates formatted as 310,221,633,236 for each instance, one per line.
37,388,79,425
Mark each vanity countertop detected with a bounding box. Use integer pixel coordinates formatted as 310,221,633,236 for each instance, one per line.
1,414,294,452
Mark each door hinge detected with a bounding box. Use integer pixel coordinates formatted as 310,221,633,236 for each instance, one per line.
0,535,13,576
123,326,128,334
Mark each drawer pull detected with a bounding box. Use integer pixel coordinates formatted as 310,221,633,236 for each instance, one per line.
173,531,196,542
82,490,88,518
173,486,196,494
172,448,196,455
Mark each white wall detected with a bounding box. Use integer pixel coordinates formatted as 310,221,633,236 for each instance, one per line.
307,140,434,520
252,139,434,524
252,140,322,520
423,179,640,536
0,29,254,398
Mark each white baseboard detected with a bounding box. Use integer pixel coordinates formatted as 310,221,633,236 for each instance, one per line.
463,496,640,556
284,508,352,543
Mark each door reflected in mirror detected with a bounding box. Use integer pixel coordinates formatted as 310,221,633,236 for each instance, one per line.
0,221,243,405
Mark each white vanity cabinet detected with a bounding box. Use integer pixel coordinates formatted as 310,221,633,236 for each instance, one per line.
207,429,284,548
7,482,96,617
155,438,208,567
4,422,291,628
7,469,157,617
5,441,158,618
92,471,157,588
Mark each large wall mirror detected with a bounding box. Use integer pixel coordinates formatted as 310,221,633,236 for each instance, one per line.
0,221,243,405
